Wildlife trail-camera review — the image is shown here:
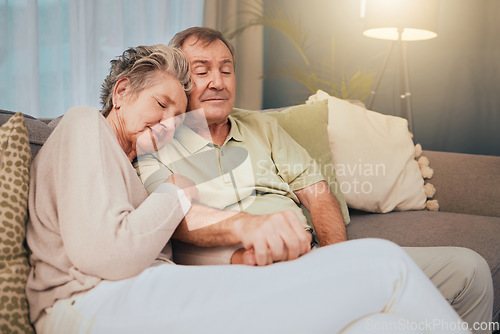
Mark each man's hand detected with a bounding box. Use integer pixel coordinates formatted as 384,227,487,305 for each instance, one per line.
165,173,200,203
231,210,312,266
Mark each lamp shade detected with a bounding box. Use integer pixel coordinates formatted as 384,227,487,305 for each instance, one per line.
362,0,439,41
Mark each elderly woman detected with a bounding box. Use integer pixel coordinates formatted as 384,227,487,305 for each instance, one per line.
26,45,470,334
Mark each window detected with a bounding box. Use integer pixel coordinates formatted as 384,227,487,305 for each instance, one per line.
0,0,203,118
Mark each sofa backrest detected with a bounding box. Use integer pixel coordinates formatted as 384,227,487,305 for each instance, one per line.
0,109,53,158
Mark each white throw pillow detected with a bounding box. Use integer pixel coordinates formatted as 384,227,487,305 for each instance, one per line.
308,90,427,213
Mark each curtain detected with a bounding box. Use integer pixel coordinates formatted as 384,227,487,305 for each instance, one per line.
0,0,203,118
203,0,263,110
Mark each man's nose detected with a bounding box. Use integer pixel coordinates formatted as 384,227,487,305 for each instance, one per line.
208,71,225,90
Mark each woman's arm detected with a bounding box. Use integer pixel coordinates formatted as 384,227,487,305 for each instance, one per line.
32,108,188,280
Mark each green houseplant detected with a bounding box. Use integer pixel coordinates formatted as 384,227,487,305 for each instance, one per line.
227,1,375,102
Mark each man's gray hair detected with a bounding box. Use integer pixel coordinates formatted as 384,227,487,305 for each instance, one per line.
100,44,192,117
169,27,236,70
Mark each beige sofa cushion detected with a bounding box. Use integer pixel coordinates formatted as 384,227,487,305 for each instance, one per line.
309,90,427,213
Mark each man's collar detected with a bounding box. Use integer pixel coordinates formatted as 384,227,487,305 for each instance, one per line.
226,113,243,142
175,111,243,154
175,124,210,154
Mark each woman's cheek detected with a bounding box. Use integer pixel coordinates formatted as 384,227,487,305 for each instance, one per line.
153,121,175,148
135,128,157,156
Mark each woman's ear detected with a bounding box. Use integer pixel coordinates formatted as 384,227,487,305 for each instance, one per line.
112,77,131,108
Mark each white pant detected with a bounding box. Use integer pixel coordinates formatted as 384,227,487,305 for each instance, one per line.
35,239,470,334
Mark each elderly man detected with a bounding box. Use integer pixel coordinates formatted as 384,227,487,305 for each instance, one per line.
135,27,493,332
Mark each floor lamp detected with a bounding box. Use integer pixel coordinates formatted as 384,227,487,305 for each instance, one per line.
361,0,439,135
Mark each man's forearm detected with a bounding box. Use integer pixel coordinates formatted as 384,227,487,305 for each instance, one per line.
309,193,347,246
171,205,245,266
172,203,245,247
295,181,347,246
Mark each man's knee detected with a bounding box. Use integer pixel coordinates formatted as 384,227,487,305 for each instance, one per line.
406,246,493,326
448,248,492,306
410,247,491,301
446,248,494,331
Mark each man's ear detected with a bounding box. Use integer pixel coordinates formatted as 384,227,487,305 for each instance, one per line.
112,77,131,107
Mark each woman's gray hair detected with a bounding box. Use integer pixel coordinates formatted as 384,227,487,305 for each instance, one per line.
100,44,192,117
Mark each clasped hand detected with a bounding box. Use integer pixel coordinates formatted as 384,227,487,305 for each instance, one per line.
165,174,311,266
232,210,312,266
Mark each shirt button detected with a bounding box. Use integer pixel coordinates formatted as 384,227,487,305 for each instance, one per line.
221,150,224,156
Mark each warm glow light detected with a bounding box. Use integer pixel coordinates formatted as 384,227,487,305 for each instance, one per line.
362,0,438,41
364,28,437,41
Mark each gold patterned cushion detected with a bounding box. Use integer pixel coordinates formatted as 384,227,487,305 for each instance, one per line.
0,113,34,333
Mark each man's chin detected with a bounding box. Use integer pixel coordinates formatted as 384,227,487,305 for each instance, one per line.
198,104,233,123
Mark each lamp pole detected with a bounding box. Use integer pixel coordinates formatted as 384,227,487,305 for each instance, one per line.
366,31,416,136
362,0,439,137
366,41,395,110
399,29,414,135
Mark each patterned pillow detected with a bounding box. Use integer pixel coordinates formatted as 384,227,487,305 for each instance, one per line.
0,113,34,333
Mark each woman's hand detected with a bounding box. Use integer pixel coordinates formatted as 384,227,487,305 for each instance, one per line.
231,248,257,265
165,174,200,203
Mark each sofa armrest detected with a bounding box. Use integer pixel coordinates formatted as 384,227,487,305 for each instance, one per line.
424,150,500,217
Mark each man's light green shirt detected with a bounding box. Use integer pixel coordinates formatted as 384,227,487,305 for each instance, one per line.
135,109,325,228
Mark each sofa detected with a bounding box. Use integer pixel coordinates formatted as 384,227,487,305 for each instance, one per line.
347,149,500,322
0,107,499,332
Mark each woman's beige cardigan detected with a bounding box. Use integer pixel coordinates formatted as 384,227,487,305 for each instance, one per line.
26,107,189,323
